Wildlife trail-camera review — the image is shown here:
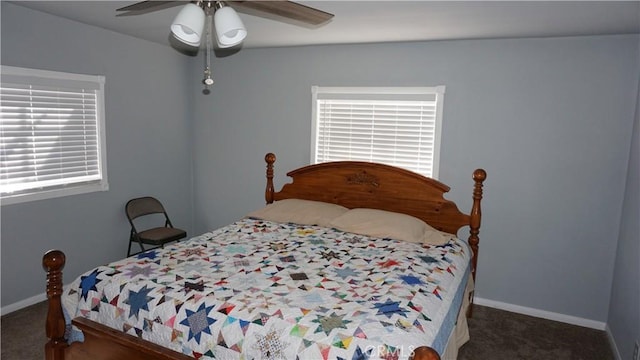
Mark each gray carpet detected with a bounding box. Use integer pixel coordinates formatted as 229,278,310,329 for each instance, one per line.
457,305,615,360
1,301,48,360
1,302,614,360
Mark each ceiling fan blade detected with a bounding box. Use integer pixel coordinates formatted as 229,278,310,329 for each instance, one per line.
116,1,185,13
231,1,334,25
116,0,333,25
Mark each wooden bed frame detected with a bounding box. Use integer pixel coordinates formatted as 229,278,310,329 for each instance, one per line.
43,152,486,360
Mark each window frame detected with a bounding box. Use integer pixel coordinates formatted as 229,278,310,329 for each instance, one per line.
311,86,445,179
0,65,108,205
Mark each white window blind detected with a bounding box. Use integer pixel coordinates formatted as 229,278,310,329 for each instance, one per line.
0,66,108,205
312,86,445,178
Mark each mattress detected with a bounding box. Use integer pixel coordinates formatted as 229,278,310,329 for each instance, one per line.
62,218,472,359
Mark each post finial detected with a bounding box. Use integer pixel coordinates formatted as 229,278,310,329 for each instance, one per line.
265,152,276,165
42,249,66,272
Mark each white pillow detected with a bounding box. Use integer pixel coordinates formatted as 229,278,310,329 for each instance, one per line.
329,208,453,245
246,199,349,227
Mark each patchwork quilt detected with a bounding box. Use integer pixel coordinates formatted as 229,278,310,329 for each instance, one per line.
62,218,471,360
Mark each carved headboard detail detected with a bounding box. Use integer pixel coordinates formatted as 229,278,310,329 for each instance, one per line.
346,171,380,187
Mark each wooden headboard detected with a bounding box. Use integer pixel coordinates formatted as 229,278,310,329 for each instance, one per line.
263,152,486,283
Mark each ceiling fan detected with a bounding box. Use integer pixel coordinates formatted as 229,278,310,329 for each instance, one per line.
117,1,334,47
117,1,333,88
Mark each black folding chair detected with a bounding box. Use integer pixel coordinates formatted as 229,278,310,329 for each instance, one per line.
125,196,186,256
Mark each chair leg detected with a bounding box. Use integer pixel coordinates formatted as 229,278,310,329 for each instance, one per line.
127,233,134,257
128,233,146,257
127,242,147,257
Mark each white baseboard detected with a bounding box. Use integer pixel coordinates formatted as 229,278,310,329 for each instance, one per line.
474,296,607,330
1,292,46,316
605,324,623,360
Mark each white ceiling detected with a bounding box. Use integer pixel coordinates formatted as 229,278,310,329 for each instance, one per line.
10,1,640,50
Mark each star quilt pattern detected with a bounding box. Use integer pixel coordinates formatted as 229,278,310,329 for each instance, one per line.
62,218,471,360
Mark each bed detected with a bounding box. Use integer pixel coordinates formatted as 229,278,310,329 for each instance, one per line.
43,152,486,360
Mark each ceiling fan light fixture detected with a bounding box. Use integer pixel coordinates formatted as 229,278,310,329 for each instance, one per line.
214,5,247,48
171,3,206,47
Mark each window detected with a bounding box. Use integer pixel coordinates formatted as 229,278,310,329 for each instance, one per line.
0,66,108,205
312,86,444,178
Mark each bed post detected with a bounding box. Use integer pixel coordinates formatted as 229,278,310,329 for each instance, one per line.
468,169,486,316
265,153,276,204
43,250,67,360
411,346,441,360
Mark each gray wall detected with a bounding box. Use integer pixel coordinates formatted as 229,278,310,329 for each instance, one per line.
2,3,639,355
1,3,193,306
191,36,639,324
608,77,640,360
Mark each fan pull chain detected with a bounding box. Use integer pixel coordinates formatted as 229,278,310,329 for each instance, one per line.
203,9,214,88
